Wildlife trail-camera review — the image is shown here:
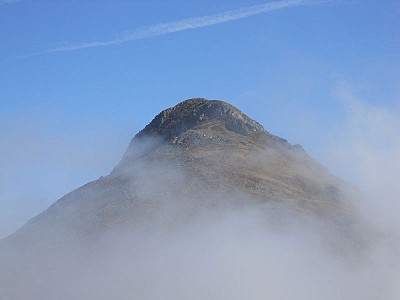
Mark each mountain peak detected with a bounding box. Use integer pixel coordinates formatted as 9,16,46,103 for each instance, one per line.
137,98,267,140
2,97,356,260
117,98,299,171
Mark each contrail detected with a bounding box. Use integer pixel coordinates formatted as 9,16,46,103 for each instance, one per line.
0,0,20,5
26,0,327,57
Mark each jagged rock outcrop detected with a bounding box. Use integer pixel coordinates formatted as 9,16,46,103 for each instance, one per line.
137,98,267,139
117,98,303,172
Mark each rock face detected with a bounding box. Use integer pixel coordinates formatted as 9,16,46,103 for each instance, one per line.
137,98,266,139
2,98,355,244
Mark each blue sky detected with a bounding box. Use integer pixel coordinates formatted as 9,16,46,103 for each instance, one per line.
1,0,399,237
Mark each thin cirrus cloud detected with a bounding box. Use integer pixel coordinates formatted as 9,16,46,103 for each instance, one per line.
36,0,327,55
0,0,20,5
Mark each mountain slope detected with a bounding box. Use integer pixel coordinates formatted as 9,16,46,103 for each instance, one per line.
3,98,356,245
0,98,368,300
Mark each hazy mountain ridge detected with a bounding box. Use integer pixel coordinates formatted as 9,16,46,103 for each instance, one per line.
0,98,373,300
3,98,357,245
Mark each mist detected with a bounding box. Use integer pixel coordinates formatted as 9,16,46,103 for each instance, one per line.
1,96,400,299
321,87,400,231
0,114,131,238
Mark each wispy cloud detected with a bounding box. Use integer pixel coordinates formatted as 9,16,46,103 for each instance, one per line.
35,0,325,55
0,0,20,5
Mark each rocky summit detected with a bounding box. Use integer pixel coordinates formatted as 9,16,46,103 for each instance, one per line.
116,98,350,216
138,98,267,139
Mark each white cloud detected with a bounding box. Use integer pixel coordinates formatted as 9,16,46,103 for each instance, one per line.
0,115,130,238
320,84,400,229
0,0,20,5
41,0,325,54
